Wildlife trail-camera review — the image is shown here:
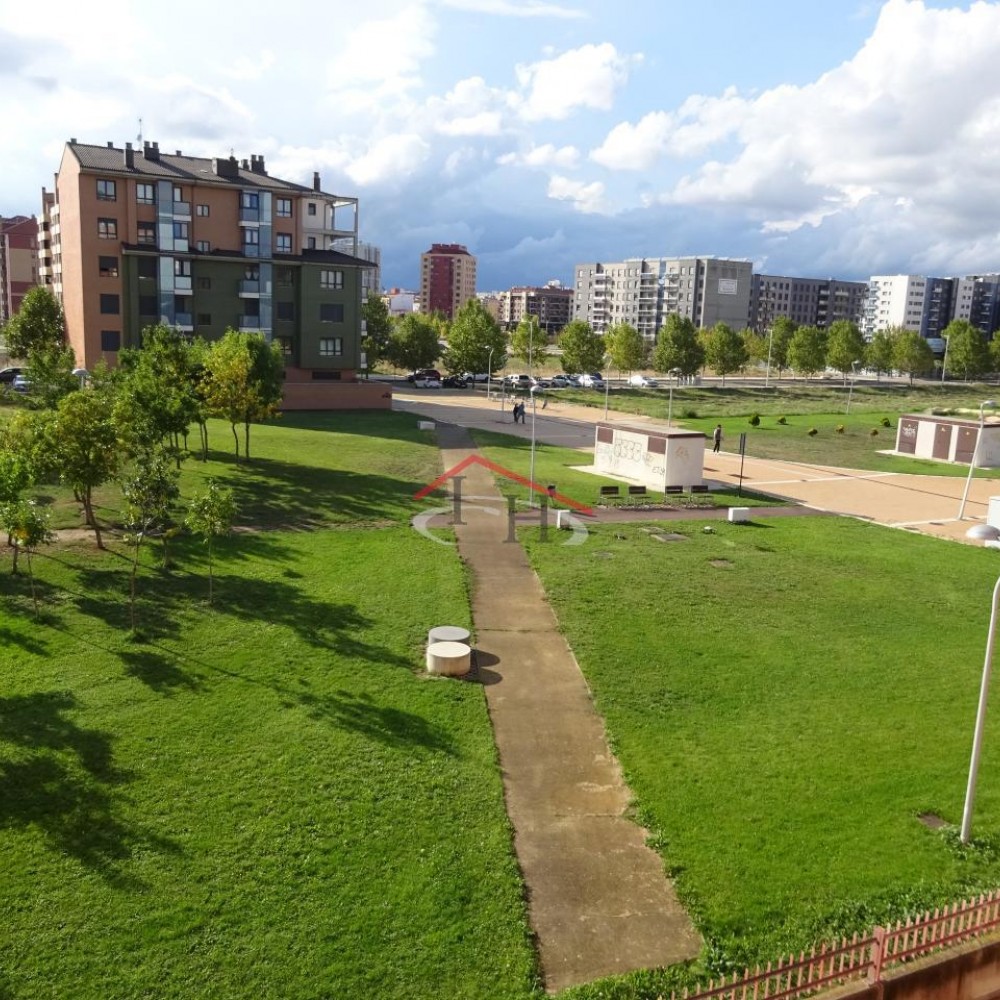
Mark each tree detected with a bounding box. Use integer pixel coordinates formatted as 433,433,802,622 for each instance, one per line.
787,325,827,378
0,500,52,613
120,455,180,633
361,295,393,374
558,320,605,374
650,314,704,376
186,481,238,606
2,286,65,360
943,319,990,381
203,330,284,462
508,315,542,369
702,322,748,385
604,323,645,374
24,343,79,409
44,388,119,548
385,314,440,372
893,331,935,385
444,299,507,378
865,329,897,380
768,317,796,378
825,320,866,380
743,329,769,367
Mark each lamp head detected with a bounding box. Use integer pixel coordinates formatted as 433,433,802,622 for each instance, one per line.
967,523,1000,543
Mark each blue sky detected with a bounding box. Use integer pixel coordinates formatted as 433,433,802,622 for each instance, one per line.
2,0,998,290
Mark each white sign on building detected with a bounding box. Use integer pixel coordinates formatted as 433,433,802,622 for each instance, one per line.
718,278,738,295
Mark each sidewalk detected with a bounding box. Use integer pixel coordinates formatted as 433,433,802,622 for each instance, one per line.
434,422,700,992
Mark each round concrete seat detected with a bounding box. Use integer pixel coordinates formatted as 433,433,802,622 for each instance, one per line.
426,640,472,676
427,625,471,645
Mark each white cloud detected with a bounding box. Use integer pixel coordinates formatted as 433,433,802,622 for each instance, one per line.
590,111,673,170
345,133,431,186
427,77,509,136
498,143,580,168
440,0,586,16
515,43,640,121
221,49,276,82
547,175,607,213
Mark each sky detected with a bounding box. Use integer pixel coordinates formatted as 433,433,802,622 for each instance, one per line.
3,0,1000,290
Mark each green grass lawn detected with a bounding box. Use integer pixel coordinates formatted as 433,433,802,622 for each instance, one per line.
524,517,1000,996
1,412,540,1000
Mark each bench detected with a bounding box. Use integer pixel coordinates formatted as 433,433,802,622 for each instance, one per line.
664,485,683,495
690,484,709,493
628,485,647,496
599,485,620,498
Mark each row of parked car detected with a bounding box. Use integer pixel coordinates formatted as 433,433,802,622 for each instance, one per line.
405,369,612,390
0,367,28,392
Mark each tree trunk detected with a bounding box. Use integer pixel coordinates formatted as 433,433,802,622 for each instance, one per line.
26,550,37,616
244,420,251,461
129,554,138,632
231,422,240,462
11,543,19,575
207,543,214,605
199,421,209,461
83,490,104,549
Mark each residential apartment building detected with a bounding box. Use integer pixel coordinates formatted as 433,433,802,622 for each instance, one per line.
573,256,752,339
42,138,385,409
748,274,866,332
861,274,956,352
499,282,572,335
419,244,476,318
0,215,39,325
951,274,1000,338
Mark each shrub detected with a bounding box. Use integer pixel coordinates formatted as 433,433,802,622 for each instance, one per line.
748,413,761,427
777,416,787,425
870,428,879,437
682,408,698,419
835,424,845,434
808,427,818,436
881,417,892,428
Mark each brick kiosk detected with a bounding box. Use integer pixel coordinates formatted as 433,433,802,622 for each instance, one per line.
895,414,1000,466
593,422,706,490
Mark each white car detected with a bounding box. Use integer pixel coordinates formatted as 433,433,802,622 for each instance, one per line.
12,374,30,393
549,375,572,388
463,372,491,383
629,374,659,388
579,373,605,388
413,376,442,389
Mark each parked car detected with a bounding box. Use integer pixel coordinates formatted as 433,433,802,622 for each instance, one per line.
12,374,30,393
413,375,442,389
0,366,22,385
442,374,468,388
407,368,442,383
579,372,605,388
462,372,491,383
629,374,659,388
548,375,572,389
506,374,536,389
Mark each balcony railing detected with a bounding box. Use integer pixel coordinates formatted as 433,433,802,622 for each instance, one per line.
239,208,260,223
243,244,260,258
238,315,261,329
173,201,191,217
174,276,193,292
174,312,193,329
239,279,260,296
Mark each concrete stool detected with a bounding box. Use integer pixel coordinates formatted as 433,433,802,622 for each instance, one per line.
727,507,750,523
427,625,471,645
426,641,472,676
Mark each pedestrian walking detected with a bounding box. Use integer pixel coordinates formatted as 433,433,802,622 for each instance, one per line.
512,400,520,423
712,424,723,453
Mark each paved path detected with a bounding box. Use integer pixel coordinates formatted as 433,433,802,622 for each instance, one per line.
435,423,701,992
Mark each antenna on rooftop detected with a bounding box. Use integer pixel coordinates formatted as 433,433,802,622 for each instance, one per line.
136,117,143,144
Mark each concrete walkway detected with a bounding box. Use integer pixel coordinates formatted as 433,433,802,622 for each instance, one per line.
435,423,700,993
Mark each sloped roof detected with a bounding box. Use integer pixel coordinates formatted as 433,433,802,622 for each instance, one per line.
67,142,351,200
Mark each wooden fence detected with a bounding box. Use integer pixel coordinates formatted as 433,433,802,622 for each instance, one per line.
671,891,1000,1000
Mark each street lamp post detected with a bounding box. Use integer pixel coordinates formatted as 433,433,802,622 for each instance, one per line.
764,325,775,389
529,387,538,507
845,360,861,415
487,347,494,401
667,368,681,427
959,400,997,520
960,523,1000,842
603,355,611,420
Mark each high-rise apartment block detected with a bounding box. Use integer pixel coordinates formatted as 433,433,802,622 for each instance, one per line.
41,138,386,409
419,244,476,318
748,274,866,332
860,275,957,350
499,282,573,335
0,215,39,325
573,257,752,339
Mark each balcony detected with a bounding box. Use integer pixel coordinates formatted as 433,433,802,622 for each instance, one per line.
243,244,260,258
238,315,261,330
239,207,260,224
239,279,261,296
175,312,193,330
174,239,189,253
172,201,191,218
174,276,193,292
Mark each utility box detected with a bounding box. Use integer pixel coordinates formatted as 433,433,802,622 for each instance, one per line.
727,507,750,523
594,422,706,490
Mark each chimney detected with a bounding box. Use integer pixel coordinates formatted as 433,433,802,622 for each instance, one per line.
313,171,321,192
212,156,239,179
241,159,249,170
175,150,182,156
70,137,77,144
124,142,134,169
143,141,160,162
250,154,267,175
107,141,114,148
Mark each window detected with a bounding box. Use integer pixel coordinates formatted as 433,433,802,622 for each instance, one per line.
196,204,209,217
100,293,120,315
277,336,293,356
97,179,116,201
320,303,344,323
276,300,294,321
139,295,158,315
174,221,189,240
137,256,157,279
307,237,316,250
276,233,292,253
101,330,121,352
137,222,156,245
99,255,118,277
307,202,317,216
197,313,212,326
243,229,259,247
174,259,192,277
241,191,259,209
312,370,342,380
97,218,118,239
137,183,155,205
196,240,210,252
277,267,294,286
320,269,344,289
318,337,343,356
173,185,184,202
197,276,211,290
276,198,292,217
244,265,260,281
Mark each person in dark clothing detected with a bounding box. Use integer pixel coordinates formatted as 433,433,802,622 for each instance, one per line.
712,424,723,453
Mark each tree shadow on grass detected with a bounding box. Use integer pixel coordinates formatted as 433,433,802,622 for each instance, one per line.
0,692,181,885
0,625,48,657
118,648,203,696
